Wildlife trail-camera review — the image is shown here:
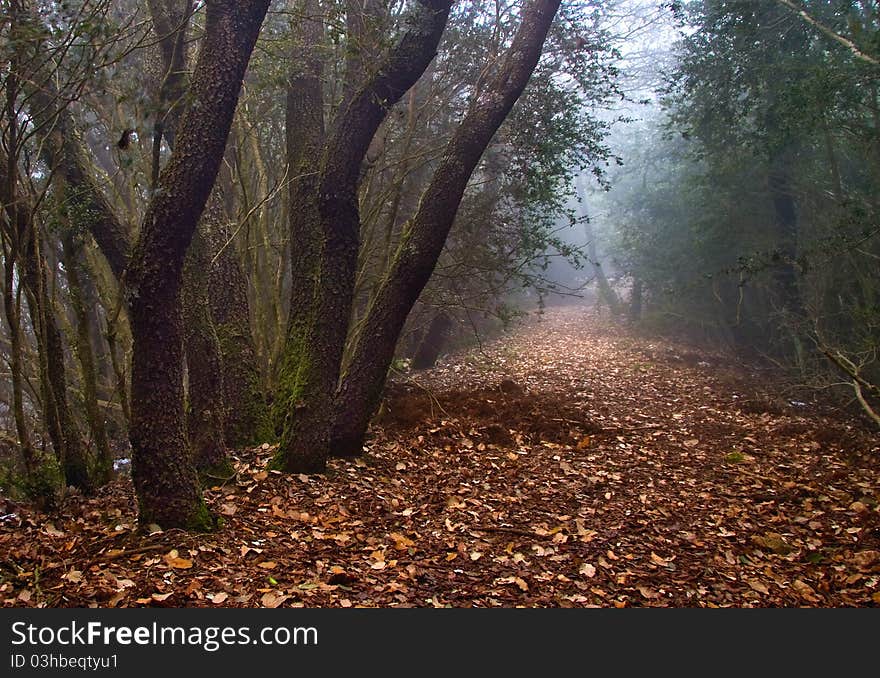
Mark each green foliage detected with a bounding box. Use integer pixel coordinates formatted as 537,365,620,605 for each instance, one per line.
0,449,63,509
607,0,880,410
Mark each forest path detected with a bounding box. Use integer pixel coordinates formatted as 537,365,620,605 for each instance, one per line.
2,304,878,607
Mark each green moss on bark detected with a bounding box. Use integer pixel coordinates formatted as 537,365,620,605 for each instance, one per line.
198,456,235,486
137,495,218,532
216,322,271,447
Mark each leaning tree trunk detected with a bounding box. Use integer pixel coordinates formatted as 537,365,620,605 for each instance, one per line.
271,0,452,473
126,0,270,528
331,0,562,457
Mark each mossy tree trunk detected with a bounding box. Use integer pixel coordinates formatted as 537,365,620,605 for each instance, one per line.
272,0,453,473
21,201,92,492
62,232,114,485
0,245,35,477
204,206,268,448
331,0,562,456
149,0,265,453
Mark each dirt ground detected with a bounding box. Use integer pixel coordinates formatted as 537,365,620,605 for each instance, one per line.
1,304,878,607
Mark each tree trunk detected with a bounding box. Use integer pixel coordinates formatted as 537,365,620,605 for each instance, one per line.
576,176,620,315
182,226,228,475
62,233,114,485
629,277,643,322
23,218,91,492
411,311,451,369
768,166,801,317
331,0,561,457
1,252,35,476
126,0,270,528
204,205,268,448
767,162,805,367
272,0,452,473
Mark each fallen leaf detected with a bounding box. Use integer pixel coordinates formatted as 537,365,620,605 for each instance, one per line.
260,591,288,608
650,552,671,566
747,579,769,595
751,532,794,555
62,570,83,583
851,551,879,570
637,586,660,599
792,579,819,602
257,561,277,570
579,563,596,578
211,592,228,604
163,550,193,569
389,533,415,550
445,496,466,509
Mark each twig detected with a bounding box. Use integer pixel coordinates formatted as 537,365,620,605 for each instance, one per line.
470,526,550,540
95,543,167,562
592,423,663,434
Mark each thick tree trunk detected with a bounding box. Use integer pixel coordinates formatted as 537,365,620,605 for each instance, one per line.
767,162,805,367
126,0,270,528
331,0,562,456
768,166,801,316
272,0,452,473
146,2,260,454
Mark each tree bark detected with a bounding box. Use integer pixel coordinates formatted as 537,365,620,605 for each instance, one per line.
1,251,35,477
272,0,452,473
331,0,562,456
22,230,91,492
149,0,265,452
62,232,113,485
204,202,268,448
181,225,228,475
411,311,452,369
126,0,270,528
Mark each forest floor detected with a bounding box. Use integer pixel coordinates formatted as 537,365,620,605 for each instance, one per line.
2,304,878,608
